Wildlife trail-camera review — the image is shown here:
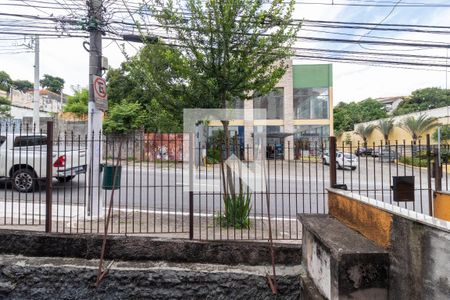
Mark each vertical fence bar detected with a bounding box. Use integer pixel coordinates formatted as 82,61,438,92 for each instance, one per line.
434,150,442,192
45,121,53,233
426,134,433,216
329,136,337,187
189,133,194,240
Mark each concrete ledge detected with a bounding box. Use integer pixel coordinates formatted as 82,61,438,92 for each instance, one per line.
298,214,388,257
298,214,389,299
0,230,301,266
328,188,450,232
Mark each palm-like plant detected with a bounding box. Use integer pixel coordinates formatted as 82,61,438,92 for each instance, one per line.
376,118,395,144
401,114,440,144
354,124,375,147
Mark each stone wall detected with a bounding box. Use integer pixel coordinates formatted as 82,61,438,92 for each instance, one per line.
0,255,300,299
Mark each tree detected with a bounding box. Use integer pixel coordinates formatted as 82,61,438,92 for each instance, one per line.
103,101,147,135
106,43,190,132
393,87,450,116
0,71,11,91
334,98,387,133
40,74,65,94
401,114,440,144
63,88,88,116
0,96,12,119
354,124,375,147
12,80,33,92
376,118,395,144
149,0,299,204
433,125,450,145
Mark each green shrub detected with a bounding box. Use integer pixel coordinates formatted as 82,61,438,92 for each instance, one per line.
206,148,221,164
416,150,428,159
399,156,428,167
103,101,146,135
217,194,251,229
441,149,450,163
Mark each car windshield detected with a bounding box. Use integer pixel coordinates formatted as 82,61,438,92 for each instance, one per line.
344,154,355,159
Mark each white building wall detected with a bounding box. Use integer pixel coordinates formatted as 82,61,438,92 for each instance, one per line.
354,106,450,129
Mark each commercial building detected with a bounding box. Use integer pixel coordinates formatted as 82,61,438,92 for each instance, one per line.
209,60,334,159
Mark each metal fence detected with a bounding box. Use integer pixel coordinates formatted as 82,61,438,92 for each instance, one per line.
0,122,443,240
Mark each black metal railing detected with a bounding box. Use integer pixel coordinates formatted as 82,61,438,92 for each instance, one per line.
0,122,442,240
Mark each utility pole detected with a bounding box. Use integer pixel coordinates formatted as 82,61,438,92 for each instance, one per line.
87,0,104,217
33,35,40,131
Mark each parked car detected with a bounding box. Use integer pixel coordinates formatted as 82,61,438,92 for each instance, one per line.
371,146,398,162
355,147,373,157
0,134,87,192
378,149,398,163
323,151,358,170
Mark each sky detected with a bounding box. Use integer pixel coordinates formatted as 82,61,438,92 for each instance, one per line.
0,0,449,105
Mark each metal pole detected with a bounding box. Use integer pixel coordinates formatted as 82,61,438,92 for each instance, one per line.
33,35,40,130
45,121,53,232
86,0,104,217
189,133,194,240
329,136,337,187
434,151,442,192
426,134,433,216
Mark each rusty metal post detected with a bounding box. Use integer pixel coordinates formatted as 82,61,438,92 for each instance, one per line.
329,136,337,187
189,133,194,240
45,121,53,233
426,134,433,216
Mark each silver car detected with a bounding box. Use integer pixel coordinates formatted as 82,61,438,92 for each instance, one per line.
323,151,358,170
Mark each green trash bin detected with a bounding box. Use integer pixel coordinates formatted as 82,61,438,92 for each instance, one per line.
102,165,122,190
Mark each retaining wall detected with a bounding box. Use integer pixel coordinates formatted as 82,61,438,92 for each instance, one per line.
0,255,300,299
0,230,301,266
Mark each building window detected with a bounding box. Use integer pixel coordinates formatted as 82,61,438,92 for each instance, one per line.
293,88,329,119
253,88,284,119
254,125,285,159
294,125,329,157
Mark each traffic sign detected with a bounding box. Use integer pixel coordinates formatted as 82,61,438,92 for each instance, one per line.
93,75,108,111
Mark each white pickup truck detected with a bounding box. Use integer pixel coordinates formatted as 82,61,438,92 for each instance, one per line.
0,134,87,192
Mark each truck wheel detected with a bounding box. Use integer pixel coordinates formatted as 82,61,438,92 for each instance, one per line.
56,176,75,183
12,168,36,193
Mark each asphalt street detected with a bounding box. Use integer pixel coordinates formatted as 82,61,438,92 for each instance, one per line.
0,157,435,218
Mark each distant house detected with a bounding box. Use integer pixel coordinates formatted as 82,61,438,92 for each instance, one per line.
375,96,404,114
10,88,67,114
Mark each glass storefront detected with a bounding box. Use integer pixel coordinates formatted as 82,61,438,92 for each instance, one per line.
254,126,285,159
253,88,284,119
293,88,329,119
294,125,329,158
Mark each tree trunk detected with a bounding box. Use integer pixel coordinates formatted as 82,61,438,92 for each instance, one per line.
221,120,236,200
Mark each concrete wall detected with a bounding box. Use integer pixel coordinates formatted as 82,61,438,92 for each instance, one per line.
328,189,450,299
337,106,450,145
0,230,301,266
434,191,450,222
